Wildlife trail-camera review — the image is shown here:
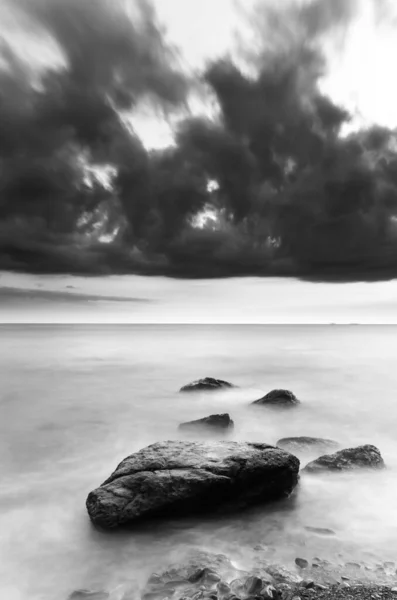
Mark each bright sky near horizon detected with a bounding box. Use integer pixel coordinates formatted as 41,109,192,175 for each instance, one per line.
3,271,397,324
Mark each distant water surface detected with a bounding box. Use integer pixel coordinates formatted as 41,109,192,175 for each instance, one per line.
1,324,397,599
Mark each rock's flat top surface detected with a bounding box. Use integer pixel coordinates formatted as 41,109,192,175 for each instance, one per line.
86,441,299,529
180,377,235,392
277,436,340,453
303,444,385,473
252,389,300,407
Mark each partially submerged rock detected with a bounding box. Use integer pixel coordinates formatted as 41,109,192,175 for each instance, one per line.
252,389,300,407
178,414,234,432
180,377,235,392
86,441,300,528
68,591,109,600
303,445,385,474
141,551,284,600
277,437,339,454
142,550,246,600
295,558,309,569
305,526,336,536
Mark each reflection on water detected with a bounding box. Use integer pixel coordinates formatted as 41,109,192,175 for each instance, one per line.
1,325,397,599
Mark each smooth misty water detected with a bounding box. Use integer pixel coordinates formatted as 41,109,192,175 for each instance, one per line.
1,325,397,600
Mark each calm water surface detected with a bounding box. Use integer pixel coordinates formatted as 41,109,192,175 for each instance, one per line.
1,325,397,599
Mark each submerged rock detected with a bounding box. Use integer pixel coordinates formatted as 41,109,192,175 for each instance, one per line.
179,414,234,432
252,389,300,407
68,591,109,600
304,526,336,536
180,378,235,393
276,437,339,454
303,444,385,474
86,441,300,528
142,550,245,600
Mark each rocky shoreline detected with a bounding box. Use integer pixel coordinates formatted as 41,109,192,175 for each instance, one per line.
68,548,397,599
75,379,394,600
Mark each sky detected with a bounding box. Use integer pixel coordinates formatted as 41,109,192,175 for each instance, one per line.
2,0,397,322
135,0,397,147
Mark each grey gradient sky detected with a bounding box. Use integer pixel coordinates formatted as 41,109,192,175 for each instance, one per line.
1,271,397,324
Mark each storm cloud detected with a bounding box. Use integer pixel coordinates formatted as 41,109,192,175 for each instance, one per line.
1,0,397,280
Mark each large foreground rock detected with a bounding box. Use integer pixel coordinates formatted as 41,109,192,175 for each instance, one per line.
86,441,300,528
303,444,385,474
252,389,300,407
180,377,235,392
178,414,234,432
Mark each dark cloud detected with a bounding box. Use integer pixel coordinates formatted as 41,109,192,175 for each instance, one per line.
1,0,397,281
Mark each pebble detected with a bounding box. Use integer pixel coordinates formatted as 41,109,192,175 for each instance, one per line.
301,581,314,589
345,562,361,569
262,585,277,599
244,576,263,595
217,582,231,597
295,558,309,569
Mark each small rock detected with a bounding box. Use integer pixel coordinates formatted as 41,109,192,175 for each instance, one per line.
252,389,300,408
229,579,245,596
295,558,309,569
217,581,231,598
345,562,361,570
180,378,235,392
179,414,234,432
277,437,339,453
314,583,327,590
391,587,397,593
68,592,109,600
341,576,350,581
244,576,263,595
303,445,385,474
262,585,278,599
265,566,302,584
301,581,314,589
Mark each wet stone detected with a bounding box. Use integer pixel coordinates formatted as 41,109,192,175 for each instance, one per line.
244,576,263,595
68,591,109,600
295,559,309,570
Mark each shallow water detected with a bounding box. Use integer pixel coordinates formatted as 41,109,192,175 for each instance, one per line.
1,324,397,600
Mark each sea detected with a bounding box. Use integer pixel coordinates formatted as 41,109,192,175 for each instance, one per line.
1,324,397,600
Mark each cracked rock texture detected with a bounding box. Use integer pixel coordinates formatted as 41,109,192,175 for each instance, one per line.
86,441,300,529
